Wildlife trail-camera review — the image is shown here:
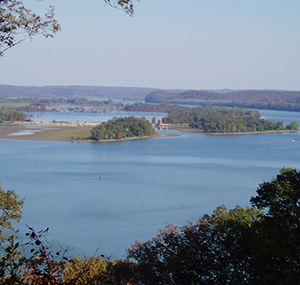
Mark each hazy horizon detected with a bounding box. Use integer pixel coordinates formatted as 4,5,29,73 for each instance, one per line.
1,0,299,91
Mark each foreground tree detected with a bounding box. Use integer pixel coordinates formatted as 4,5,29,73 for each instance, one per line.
0,185,23,242
0,0,61,56
0,185,24,283
127,205,264,284
125,168,300,284
250,167,300,283
0,0,137,56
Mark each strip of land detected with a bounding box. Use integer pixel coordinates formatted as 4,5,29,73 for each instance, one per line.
0,122,296,142
0,122,172,142
0,123,92,141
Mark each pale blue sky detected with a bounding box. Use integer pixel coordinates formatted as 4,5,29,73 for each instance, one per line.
1,0,300,90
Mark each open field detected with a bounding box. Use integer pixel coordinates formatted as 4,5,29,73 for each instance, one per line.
0,123,93,141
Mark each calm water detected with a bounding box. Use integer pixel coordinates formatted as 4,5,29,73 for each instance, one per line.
0,109,300,258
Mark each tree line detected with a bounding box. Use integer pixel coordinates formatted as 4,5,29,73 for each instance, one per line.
167,106,299,133
1,167,300,284
145,89,300,112
0,97,125,113
145,89,300,105
204,100,300,112
89,116,155,141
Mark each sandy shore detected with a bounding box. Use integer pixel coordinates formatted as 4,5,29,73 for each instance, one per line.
12,121,99,127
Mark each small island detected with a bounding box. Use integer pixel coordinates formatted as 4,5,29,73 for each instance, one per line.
89,116,156,141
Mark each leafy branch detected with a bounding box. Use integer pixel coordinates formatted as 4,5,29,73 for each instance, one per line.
0,0,61,56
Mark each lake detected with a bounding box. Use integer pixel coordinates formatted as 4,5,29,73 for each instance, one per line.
0,109,300,258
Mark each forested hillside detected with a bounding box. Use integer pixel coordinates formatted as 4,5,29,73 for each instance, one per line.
145,89,300,111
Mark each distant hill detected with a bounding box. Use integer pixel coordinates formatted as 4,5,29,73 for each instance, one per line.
145,89,300,111
0,85,158,100
145,89,300,103
2,85,300,112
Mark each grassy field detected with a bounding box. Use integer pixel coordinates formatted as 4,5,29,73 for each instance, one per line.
0,124,93,141
28,126,93,141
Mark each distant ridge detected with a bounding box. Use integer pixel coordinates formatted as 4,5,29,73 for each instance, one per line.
0,85,159,100
145,89,300,104
145,89,300,111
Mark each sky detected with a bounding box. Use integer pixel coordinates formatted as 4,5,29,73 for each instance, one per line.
1,0,300,90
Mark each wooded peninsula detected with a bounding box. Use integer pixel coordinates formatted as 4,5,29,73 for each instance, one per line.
165,106,299,133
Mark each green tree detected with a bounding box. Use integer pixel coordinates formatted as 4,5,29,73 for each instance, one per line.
250,167,300,283
125,168,300,284
89,116,155,141
127,205,263,284
0,109,25,122
0,186,23,241
0,185,24,283
286,121,299,130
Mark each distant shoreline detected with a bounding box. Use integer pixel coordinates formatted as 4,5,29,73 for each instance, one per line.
168,126,299,135
12,121,99,127
207,130,299,135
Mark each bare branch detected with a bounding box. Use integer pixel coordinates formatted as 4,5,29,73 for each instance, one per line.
104,0,136,16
